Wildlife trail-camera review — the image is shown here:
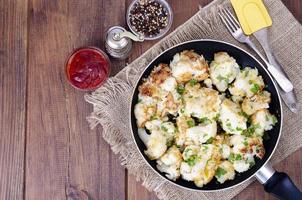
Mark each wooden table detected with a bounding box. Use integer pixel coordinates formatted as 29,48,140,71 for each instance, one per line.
0,0,301,199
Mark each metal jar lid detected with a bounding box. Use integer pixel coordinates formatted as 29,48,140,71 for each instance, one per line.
106,26,130,50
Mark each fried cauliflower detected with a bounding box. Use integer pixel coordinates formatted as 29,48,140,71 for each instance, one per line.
170,50,209,83
157,146,182,181
134,50,278,188
215,161,235,184
242,91,271,115
210,52,240,92
229,67,265,98
250,109,277,137
220,99,247,135
183,83,221,120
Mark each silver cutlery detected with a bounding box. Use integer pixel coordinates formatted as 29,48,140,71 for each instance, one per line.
253,29,298,113
219,7,298,113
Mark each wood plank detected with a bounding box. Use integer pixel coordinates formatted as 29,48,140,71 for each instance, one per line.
0,0,27,199
64,1,126,199
281,0,302,23
26,0,126,199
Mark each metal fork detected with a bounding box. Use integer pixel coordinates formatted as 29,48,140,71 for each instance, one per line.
219,7,298,113
218,7,293,93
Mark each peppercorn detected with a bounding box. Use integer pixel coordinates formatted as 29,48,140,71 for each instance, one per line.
129,0,169,37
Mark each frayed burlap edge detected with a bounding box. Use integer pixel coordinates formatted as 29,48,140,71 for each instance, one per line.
84,0,302,199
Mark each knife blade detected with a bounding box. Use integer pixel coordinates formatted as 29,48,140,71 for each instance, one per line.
254,29,298,113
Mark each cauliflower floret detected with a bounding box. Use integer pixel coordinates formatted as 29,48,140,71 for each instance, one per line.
213,134,231,159
204,78,213,88
134,102,157,128
222,144,231,159
183,84,221,120
149,63,172,86
157,146,182,181
242,91,271,115
220,99,247,134
138,128,167,160
233,160,250,173
157,92,182,117
175,116,193,147
145,120,176,146
180,144,221,187
185,120,217,145
171,50,209,83
230,135,265,159
210,52,240,92
160,76,178,92
145,119,162,131
231,95,244,104
229,67,265,98
215,161,235,184
250,109,277,137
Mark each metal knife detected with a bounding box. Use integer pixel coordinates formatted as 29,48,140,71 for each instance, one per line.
254,29,298,113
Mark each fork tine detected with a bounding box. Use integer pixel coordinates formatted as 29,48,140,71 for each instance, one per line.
224,8,241,28
218,8,236,33
218,12,233,33
221,7,239,30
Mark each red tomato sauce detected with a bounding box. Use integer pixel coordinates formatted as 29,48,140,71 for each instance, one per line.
66,47,110,90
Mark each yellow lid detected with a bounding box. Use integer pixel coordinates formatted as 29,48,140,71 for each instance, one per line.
230,0,272,35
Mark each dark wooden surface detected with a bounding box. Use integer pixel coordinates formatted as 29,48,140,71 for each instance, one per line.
0,0,301,199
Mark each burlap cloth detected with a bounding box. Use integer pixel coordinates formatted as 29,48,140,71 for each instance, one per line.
85,0,302,199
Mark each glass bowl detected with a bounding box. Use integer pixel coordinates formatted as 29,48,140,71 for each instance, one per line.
126,0,173,40
65,46,111,91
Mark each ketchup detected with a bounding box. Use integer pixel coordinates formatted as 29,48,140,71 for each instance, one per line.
66,47,110,90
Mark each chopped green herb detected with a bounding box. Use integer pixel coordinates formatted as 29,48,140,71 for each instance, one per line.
229,153,242,162
272,115,278,125
206,137,214,144
250,83,260,94
137,99,142,103
150,115,158,120
180,108,185,113
265,115,270,121
213,114,220,121
166,140,173,147
215,167,227,178
243,140,249,146
189,79,198,86
176,85,185,95
238,111,249,119
184,148,192,154
199,117,211,125
217,75,229,83
235,154,242,160
244,70,249,77
249,160,256,167
161,126,168,132
188,95,193,98
229,153,235,162
243,124,260,137
236,127,243,131
203,145,209,152
187,119,195,128
186,155,197,166
226,123,232,128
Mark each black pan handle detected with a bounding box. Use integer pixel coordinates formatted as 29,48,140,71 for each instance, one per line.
256,164,302,200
